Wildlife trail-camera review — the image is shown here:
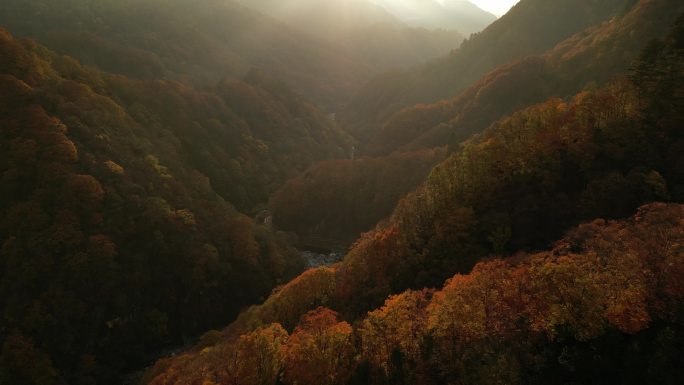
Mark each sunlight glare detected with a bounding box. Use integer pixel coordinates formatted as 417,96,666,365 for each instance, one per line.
467,0,519,16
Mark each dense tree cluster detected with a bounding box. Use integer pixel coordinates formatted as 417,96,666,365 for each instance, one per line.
339,0,636,142
275,17,684,318
269,149,444,244
339,76,682,308
352,203,684,385
0,27,355,384
146,203,684,385
357,0,684,156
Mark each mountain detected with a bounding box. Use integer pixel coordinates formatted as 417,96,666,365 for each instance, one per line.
236,0,465,77
268,148,445,245
144,202,684,385
142,18,684,383
0,27,355,384
0,0,375,110
340,0,635,141
371,0,497,34
361,0,684,156
261,0,672,245
238,0,403,33
0,0,468,112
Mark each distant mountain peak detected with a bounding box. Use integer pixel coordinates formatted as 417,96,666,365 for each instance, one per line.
442,0,496,16
370,0,496,34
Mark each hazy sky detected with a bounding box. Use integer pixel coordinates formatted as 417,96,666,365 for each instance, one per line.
460,1,520,17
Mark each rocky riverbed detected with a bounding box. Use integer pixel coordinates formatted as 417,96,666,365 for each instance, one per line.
300,250,343,268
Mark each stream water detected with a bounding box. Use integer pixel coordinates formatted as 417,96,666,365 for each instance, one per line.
300,249,343,268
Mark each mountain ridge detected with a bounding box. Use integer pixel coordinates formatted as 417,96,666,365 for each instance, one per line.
143,202,684,385
0,27,357,384
370,0,496,34
340,0,635,141
360,0,684,156
235,0,466,75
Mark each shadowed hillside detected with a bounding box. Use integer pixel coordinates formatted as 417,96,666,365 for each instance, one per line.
0,0,373,110
238,0,466,71
371,0,496,34
340,0,635,141
361,0,683,156
0,28,354,384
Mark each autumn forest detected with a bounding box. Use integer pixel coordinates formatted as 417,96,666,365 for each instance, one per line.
0,1,683,384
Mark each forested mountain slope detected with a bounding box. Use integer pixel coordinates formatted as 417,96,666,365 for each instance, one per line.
0,0,371,110
362,0,684,155
340,0,635,141
143,19,684,384
268,148,446,245
0,28,353,384
0,0,470,111
371,0,496,34
242,0,401,29
237,0,465,71
263,0,682,246
145,202,684,385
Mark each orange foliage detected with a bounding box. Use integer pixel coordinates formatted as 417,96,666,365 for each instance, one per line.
260,267,337,330
225,324,288,385
360,290,432,377
283,308,355,385
60,174,105,209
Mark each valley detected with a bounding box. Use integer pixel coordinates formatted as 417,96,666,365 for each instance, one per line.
0,1,683,385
